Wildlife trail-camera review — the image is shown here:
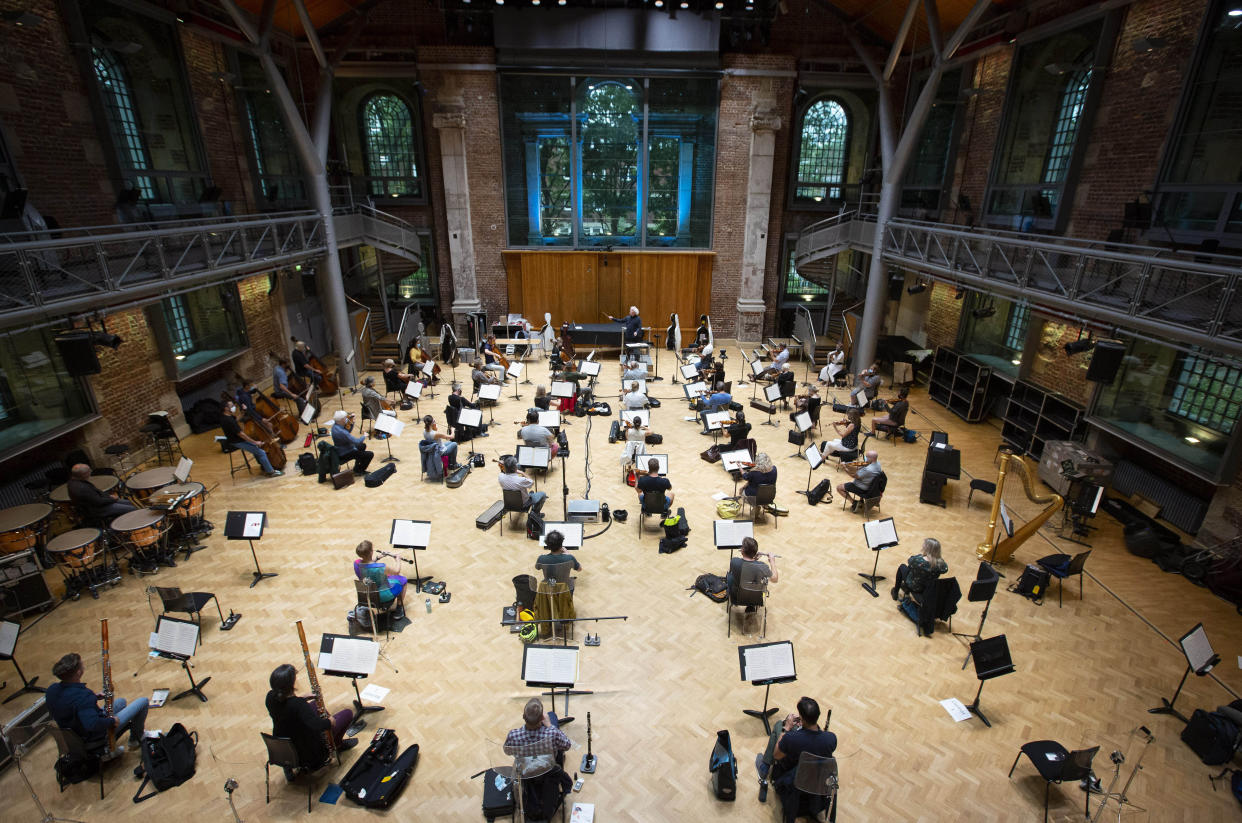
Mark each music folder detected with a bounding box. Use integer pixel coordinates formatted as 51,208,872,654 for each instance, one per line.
1180,623,1218,674
794,411,812,433
390,518,431,548
300,403,316,424
720,449,752,472
683,381,706,400
539,521,583,549
224,511,266,540
479,383,503,401
0,620,18,658
150,615,199,659
763,383,783,403
522,644,580,687
714,519,754,549
863,517,899,549
318,633,379,676
620,409,650,428
373,413,404,437
506,362,524,379
518,446,551,469
750,358,766,377
579,361,602,377
738,641,797,685
537,411,561,428
404,380,423,399
705,411,731,431
622,379,647,395
550,381,576,399
457,408,483,428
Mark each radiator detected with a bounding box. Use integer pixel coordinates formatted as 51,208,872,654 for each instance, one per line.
1110,459,1208,535
0,462,60,510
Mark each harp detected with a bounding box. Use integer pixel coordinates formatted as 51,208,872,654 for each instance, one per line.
977,450,1064,564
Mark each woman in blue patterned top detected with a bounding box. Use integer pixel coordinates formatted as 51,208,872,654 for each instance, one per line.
353,540,407,616
891,538,948,601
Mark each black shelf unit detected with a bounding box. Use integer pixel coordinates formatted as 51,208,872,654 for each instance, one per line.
1001,380,1085,458
929,347,993,422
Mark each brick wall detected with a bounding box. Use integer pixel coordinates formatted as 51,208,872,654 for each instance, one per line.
180,28,255,211
1023,314,1093,406
925,282,962,350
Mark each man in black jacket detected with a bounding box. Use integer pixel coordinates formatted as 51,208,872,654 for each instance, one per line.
67,464,135,521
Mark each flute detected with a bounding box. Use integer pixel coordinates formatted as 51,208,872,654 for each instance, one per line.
294,620,335,759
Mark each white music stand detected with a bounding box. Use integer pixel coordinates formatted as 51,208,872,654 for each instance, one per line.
714,519,754,558
517,446,551,491
637,453,669,476
151,615,208,702
705,410,731,435
537,411,561,429
619,408,650,428
539,521,584,549
403,378,423,417
860,517,899,597
621,379,647,396
683,381,706,402
373,411,404,463
680,363,701,381
319,632,384,720
579,360,601,378
225,511,274,588
478,383,502,422
739,640,796,734
550,381,575,399
522,644,584,719
390,518,432,587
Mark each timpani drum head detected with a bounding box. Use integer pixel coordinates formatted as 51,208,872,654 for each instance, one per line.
46,528,102,568
126,467,177,494
110,508,165,532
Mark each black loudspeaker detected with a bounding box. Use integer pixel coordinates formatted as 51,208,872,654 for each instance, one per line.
920,471,948,507
54,332,101,376
1086,339,1126,384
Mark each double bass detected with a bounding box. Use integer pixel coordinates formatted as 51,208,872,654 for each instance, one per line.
223,390,288,471
308,349,338,395
250,385,300,444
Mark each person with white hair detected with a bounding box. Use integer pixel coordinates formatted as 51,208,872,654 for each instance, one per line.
498,455,546,515
837,450,882,512
621,358,647,381
608,306,644,344
331,409,374,474
819,342,846,385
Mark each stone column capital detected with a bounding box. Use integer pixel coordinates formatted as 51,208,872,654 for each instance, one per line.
750,113,782,133
433,110,467,131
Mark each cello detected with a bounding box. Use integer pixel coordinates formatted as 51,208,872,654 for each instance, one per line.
223,390,288,471
251,386,300,444
308,349,339,395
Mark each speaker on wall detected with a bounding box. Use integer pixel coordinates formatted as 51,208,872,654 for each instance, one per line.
54,332,102,376
1086,339,1126,384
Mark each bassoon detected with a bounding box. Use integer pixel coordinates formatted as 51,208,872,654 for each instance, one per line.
295,620,336,759
101,619,115,752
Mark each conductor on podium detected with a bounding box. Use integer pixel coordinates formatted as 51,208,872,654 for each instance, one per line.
609,307,644,344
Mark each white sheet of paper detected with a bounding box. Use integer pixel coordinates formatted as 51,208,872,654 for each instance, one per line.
479,383,502,401
507,362,523,378
391,519,431,548
524,647,579,686
750,359,766,376
404,380,423,399
540,522,583,548
243,512,264,538
1181,624,1216,672
518,446,550,468
0,620,18,657
621,380,647,395
641,454,668,475
537,411,561,428
714,519,754,547
794,411,812,432
147,632,159,650
940,698,972,722
763,384,783,403
550,381,575,398
863,518,899,548
301,403,316,424
805,443,824,469
684,381,706,398
742,642,795,682
681,363,700,379
360,683,389,703
174,457,192,483
570,802,595,823
721,449,752,471
373,414,404,437
322,637,378,675
620,409,650,427
155,618,198,658
712,492,728,501
457,408,482,427
422,361,435,376
580,361,601,377
706,411,731,430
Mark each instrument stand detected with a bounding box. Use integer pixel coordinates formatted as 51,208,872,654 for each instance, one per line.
6,733,87,823
246,539,277,588
0,656,44,705
542,683,587,726
743,681,780,735
1092,727,1153,823
1147,663,1193,723
170,655,210,702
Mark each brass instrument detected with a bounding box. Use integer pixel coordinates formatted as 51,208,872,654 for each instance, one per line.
295,620,336,760
977,450,1064,564
101,619,115,752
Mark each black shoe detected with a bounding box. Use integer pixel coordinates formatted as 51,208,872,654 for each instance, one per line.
339,737,360,751
850,500,859,512
890,587,899,601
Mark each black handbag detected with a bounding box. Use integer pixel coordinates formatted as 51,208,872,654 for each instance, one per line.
788,429,806,446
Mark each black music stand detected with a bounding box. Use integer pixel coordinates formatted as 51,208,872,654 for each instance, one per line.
390,518,432,588
320,632,384,731
404,378,423,420
964,634,1014,728
225,510,275,588
373,411,402,463
152,615,210,702
517,446,551,494
1149,622,1220,723
0,621,44,704
797,443,825,496
419,359,437,399
523,644,585,725
456,407,485,462
738,640,796,734
478,383,502,424
760,383,782,426
859,517,899,597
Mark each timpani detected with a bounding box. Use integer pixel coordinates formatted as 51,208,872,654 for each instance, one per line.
110,508,168,570
0,503,53,555
125,467,178,504
49,475,120,525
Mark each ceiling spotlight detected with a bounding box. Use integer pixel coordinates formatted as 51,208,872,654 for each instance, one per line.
1229,8,1242,17
654,0,663,6
680,0,689,6
716,0,724,6
1185,436,1201,444
532,0,540,4
907,283,926,295
1,10,43,26
954,287,965,300
972,304,996,319
1064,338,1095,356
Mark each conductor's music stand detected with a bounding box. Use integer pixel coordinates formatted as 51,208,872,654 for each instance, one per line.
522,644,584,724
225,511,275,588
152,615,210,702
739,640,796,734
859,518,899,597
797,443,825,497
1148,622,1220,723
319,632,384,730
0,621,44,704
964,634,1015,728
373,411,403,463
390,518,432,588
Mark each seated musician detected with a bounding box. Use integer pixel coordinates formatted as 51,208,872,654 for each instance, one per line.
482,335,508,380
234,376,268,425
620,381,648,411
499,455,547,516
354,539,406,617
793,385,822,428
67,463,135,521
818,342,847,385
728,537,779,600
756,696,837,821
404,343,439,385
272,357,307,414
382,358,411,396
360,376,385,422
762,343,790,377
447,383,489,441
824,408,861,456
699,383,733,434
422,415,460,470
726,410,751,447
695,344,718,384
870,387,910,437
472,358,501,396
291,340,322,387
221,402,282,477
520,410,560,458
775,363,797,404
836,450,882,512
331,410,374,475
740,453,777,500
504,697,572,777
635,457,673,510
621,359,647,382
46,652,148,755
533,385,551,411
536,530,581,576
892,538,948,602
266,663,359,775
619,414,648,472
850,364,882,408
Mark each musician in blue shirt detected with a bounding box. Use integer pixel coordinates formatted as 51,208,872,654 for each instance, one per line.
272,357,307,414
331,410,374,474
45,652,148,753
699,385,733,434
609,306,644,344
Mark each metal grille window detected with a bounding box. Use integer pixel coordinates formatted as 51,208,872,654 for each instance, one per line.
796,98,849,202
92,46,155,199
1004,304,1030,350
362,94,419,197
784,253,828,296
1043,70,1091,185
163,296,194,355
1168,352,1242,434
646,136,681,237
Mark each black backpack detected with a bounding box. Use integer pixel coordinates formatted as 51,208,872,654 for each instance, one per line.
133,723,198,803
296,452,316,475
340,728,420,808
608,420,621,443
1010,564,1050,604
807,478,833,505
690,574,729,603
710,729,737,800
663,507,690,539
1182,708,1241,765
55,750,100,789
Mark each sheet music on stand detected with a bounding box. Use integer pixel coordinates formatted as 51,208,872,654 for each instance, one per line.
714,519,754,549
805,443,824,470
705,411,731,431
683,381,706,400
763,384,783,403
550,381,576,399
421,361,435,377
721,449,752,472
750,358,767,377
173,457,193,483
739,641,797,684
794,411,812,433
1180,623,1216,673
620,409,650,427
319,634,379,676
479,384,503,402
390,519,431,548
300,403,316,425
540,521,584,548
522,644,579,687
537,411,561,428
579,360,601,378
404,380,423,399
863,517,900,549
518,446,551,469
507,362,524,380
639,454,669,475
150,615,199,659
373,413,404,438
680,363,701,380
457,408,483,428
0,620,18,658
224,511,266,540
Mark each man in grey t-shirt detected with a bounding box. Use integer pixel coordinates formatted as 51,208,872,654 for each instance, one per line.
519,410,559,457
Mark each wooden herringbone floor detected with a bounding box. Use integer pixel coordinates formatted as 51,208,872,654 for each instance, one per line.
1,343,1239,822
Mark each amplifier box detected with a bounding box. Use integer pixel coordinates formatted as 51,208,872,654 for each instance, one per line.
567,500,601,522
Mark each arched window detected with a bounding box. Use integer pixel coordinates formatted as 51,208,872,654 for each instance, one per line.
92,46,155,199
796,98,849,202
361,93,419,197
1042,69,1091,184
